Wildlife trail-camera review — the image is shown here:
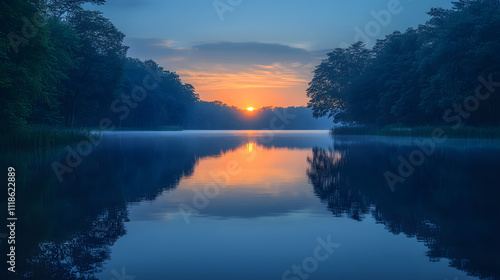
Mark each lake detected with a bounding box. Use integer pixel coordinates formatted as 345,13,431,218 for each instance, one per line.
2,131,500,280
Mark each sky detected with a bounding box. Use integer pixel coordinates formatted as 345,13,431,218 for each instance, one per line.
88,0,453,109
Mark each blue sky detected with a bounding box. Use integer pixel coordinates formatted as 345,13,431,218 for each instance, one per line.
88,0,454,108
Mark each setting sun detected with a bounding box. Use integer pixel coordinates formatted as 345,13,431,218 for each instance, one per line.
246,107,255,112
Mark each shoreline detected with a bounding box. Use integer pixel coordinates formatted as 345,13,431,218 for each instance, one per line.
331,125,500,139
4,125,500,151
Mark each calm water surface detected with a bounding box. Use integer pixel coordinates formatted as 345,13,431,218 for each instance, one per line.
2,131,500,280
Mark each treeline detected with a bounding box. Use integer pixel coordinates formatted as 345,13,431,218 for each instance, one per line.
0,0,198,132
185,101,332,130
307,0,500,126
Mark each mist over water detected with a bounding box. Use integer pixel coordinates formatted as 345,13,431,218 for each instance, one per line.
2,131,499,280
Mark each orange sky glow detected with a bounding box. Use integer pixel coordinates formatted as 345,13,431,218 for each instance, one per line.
197,87,310,110
177,62,314,109
113,1,454,111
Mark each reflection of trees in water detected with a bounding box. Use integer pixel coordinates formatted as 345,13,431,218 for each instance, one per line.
4,135,244,279
307,148,370,221
307,141,500,280
25,208,127,280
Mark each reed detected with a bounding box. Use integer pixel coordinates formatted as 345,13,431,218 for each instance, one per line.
0,126,87,151
331,125,500,138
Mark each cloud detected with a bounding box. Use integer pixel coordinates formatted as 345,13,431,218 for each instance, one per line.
123,38,328,106
125,38,327,65
179,63,310,90
153,40,188,50
189,42,325,65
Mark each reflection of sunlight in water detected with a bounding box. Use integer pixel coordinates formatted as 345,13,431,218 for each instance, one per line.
246,141,255,153
127,141,326,223
179,142,314,197
101,133,493,280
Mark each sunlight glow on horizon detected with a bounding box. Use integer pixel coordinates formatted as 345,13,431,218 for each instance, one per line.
176,62,314,108
97,0,455,109
196,86,310,109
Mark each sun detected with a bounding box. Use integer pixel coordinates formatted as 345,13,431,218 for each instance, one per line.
246,107,255,112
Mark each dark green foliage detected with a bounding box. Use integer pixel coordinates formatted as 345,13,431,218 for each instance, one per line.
0,126,88,151
114,58,199,128
62,9,128,127
308,0,500,127
307,42,371,121
1,0,198,140
1,0,54,131
28,18,81,126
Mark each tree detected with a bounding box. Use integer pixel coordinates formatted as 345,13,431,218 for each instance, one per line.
307,0,500,126
113,58,198,128
307,42,371,123
62,10,128,127
28,18,81,125
44,0,106,19
417,0,500,124
0,0,54,130
0,0,115,130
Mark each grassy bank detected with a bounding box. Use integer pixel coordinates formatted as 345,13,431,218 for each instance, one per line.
0,126,89,151
331,125,500,138
0,125,185,151
111,126,183,132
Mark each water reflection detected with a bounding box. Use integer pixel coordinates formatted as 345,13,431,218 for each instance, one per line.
307,136,500,280
1,132,250,279
1,132,499,279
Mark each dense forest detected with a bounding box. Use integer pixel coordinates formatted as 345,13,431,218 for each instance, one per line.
4,0,500,136
307,0,500,127
0,0,198,132
0,0,331,136
184,102,332,130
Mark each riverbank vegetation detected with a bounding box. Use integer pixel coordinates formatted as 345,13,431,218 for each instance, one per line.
1,0,331,150
4,0,500,148
308,0,500,130
331,125,500,138
0,126,87,151
1,0,198,143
